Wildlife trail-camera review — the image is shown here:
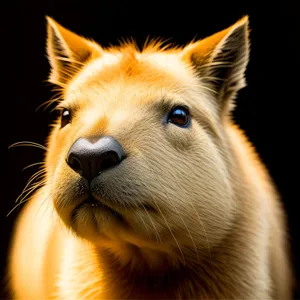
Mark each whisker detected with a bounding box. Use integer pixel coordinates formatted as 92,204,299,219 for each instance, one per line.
170,202,200,262
19,170,45,194
7,179,45,216
132,208,151,239
164,166,210,261
9,141,47,151
22,162,44,171
18,180,46,205
141,158,186,264
7,202,27,217
142,148,211,260
152,200,185,264
36,95,62,112
16,169,46,203
139,202,162,244
37,191,56,220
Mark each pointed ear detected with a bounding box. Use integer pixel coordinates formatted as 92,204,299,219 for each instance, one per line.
181,16,250,112
46,16,102,86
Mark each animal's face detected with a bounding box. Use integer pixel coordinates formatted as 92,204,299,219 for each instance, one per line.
45,17,249,259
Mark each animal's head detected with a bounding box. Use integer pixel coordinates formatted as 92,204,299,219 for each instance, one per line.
45,16,249,263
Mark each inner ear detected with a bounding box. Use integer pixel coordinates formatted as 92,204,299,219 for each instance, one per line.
46,17,102,86
181,16,250,112
206,22,249,100
49,26,72,72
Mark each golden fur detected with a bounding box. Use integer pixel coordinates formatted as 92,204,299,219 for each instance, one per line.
9,16,293,299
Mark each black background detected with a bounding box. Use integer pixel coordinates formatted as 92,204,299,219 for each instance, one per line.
2,1,300,298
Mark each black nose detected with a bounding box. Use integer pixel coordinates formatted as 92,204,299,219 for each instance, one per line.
67,136,125,181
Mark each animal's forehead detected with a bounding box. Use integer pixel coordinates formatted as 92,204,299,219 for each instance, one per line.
65,49,198,106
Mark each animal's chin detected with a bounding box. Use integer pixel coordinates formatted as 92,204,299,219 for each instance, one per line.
69,196,126,239
65,193,160,247
71,196,123,223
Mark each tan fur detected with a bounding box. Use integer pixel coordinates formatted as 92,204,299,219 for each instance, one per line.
9,16,293,299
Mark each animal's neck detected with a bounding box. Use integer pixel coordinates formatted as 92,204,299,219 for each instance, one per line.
92,220,263,300
96,245,202,299
61,198,266,300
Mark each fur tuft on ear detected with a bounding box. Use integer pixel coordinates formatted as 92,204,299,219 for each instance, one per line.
46,16,102,86
181,16,250,112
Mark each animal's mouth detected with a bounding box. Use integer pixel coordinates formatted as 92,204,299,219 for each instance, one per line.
70,191,158,227
76,196,102,208
71,196,123,222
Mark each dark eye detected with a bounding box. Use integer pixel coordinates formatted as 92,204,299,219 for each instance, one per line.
60,108,71,128
168,106,191,128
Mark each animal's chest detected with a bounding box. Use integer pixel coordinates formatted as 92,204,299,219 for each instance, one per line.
54,263,106,299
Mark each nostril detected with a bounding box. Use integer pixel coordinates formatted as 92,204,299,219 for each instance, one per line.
67,154,82,175
99,151,122,172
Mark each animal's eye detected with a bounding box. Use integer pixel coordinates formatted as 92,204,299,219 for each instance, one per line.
60,108,71,128
168,106,190,128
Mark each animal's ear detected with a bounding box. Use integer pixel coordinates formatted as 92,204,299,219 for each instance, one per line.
181,16,250,112
46,16,102,86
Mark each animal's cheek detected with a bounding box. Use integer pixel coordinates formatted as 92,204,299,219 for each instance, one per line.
50,160,84,226
45,123,82,177
164,123,195,151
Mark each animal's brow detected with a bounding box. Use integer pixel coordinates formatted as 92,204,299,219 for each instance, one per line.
56,101,80,113
149,98,188,112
